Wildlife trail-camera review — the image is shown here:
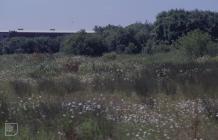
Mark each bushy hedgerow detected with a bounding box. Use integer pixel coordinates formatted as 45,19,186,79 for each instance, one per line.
0,37,60,54
1,9,218,58
175,30,218,58
62,30,107,56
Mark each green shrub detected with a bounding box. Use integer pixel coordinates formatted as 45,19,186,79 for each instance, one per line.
76,116,113,140
176,30,218,58
10,79,33,97
207,42,218,56
1,37,60,54
146,50,189,64
37,76,82,95
209,56,218,62
62,31,107,56
77,118,101,140
0,94,9,124
102,52,117,61
125,43,138,54
29,61,61,78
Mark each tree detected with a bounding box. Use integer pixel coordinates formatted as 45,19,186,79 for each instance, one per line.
94,23,152,54
0,37,60,54
176,30,217,58
153,9,218,43
62,30,107,56
125,43,138,54
126,22,152,46
94,25,126,52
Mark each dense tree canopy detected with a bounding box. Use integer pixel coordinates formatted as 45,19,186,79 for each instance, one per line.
94,22,152,54
1,9,218,58
0,37,60,54
62,30,106,56
175,30,218,58
153,9,218,43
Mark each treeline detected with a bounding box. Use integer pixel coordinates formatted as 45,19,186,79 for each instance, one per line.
62,23,153,56
0,37,61,54
1,9,218,57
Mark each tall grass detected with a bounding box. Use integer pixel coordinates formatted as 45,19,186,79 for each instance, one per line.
0,53,218,139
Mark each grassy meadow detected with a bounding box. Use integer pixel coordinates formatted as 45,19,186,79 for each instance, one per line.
0,52,218,140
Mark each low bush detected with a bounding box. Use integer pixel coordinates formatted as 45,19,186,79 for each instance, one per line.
176,30,218,59
102,52,117,61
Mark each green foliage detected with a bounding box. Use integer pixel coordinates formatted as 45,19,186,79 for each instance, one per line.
145,50,189,64
209,56,218,62
0,37,60,54
150,43,173,54
94,22,152,54
102,52,117,61
10,80,33,97
0,127,58,140
153,9,218,43
207,42,218,56
1,9,218,57
62,30,106,56
2,9,218,139
1,54,218,139
36,76,82,95
76,117,112,140
176,30,218,58
125,43,138,54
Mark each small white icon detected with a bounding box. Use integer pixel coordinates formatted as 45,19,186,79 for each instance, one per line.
5,123,18,136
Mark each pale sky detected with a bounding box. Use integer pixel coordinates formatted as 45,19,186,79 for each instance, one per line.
0,0,218,32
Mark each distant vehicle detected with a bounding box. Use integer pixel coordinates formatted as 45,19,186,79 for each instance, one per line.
50,29,55,31
18,28,24,31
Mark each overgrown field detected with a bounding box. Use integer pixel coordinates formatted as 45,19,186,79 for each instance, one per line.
1,53,218,140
